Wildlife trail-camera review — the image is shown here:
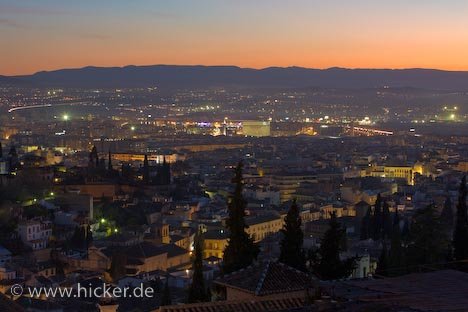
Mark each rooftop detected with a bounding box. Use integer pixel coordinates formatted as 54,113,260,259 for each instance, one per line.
158,295,306,312
330,270,468,311
215,261,311,296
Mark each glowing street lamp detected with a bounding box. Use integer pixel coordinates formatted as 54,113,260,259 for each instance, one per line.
63,114,69,121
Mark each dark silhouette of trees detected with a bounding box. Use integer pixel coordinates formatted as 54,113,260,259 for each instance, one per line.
360,195,392,241
279,199,307,271
311,213,355,280
143,154,150,184
407,204,449,268
360,206,372,240
69,226,92,250
441,196,454,232
223,161,259,274
109,252,127,282
382,200,393,239
187,232,208,303
108,150,113,172
376,242,389,276
372,194,383,240
388,209,405,275
454,176,468,260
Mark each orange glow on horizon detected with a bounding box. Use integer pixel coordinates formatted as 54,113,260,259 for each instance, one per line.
4,34,468,75
3,1,468,76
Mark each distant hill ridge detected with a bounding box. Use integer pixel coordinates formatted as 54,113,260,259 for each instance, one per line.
2,65,468,90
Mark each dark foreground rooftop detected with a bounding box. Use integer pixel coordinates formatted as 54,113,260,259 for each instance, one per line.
329,269,468,312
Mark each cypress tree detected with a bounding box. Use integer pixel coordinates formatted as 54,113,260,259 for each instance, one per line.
187,232,208,303
401,218,411,244
372,194,383,240
89,145,99,167
143,154,150,184
382,200,393,239
407,204,449,268
108,150,113,172
70,226,87,250
454,176,468,260
376,242,389,276
393,208,400,229
388,210,404,276
279,199,307,272
312,212,355,280
360,206,371,240
223,161,259,274
441,196,454,239
109,252,127,282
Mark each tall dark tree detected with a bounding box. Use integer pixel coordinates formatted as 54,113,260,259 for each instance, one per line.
372,194,383,240
393,208,400,229
388,211,405,276
8,144,18,170
121,163,132,180
108,150,113,172
441,196,453,227
69,226,90,250
454,176,468,260
223,161,259,274
312,213,355,280
143,154,150,184
407,204,449,268
89,145,99,168
279,199,307,271
376,242,389,276
440,196,454,240
401,218,411,244
360,206,372,240
109,252,127,282
160,275,172,306
382,200,393,239
187,232,208,303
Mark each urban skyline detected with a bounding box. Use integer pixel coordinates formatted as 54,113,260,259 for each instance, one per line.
1,2,468,312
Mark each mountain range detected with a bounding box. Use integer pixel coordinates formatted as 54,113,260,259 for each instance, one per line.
2,65,468,90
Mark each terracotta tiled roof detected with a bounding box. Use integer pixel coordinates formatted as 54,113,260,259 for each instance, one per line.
215,261,311,296
330,270,468,311
158,296,306,312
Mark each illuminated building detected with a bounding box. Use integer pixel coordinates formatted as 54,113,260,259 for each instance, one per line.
245,214,283,242
203,229,229,259
367,163,424,185
241,121,271,137
112,153,181,163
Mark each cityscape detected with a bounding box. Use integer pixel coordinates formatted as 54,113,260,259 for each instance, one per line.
1,1,468,312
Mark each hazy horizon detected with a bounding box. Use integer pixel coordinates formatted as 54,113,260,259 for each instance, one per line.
2,0,468,75
5,63,468,77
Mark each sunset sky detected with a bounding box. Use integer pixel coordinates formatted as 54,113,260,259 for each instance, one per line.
1,0,468,75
